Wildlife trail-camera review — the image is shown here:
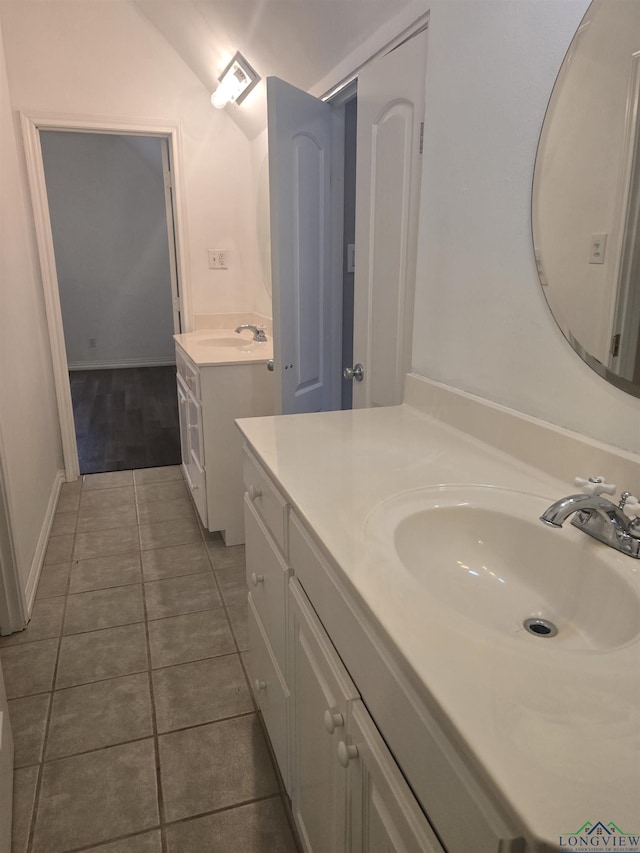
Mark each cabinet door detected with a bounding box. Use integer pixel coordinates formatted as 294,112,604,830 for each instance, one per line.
347,700,443,853
247,595,290,791
176,375,190,470
289,578,359,853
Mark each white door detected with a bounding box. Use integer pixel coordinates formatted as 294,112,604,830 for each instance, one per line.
267,77,336,415
0,660,14,853
351,30,429,408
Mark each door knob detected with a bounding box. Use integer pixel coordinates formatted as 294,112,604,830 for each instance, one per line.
267,359,274,372
343,364,364,382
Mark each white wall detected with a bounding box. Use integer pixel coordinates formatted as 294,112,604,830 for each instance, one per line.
0,18,63,591
413,0,640,455
40,132,176,368
0,0,265,322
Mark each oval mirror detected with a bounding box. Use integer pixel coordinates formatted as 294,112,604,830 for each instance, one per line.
533,0,640,398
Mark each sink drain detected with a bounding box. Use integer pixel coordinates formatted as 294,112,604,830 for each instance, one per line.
523,617,558,638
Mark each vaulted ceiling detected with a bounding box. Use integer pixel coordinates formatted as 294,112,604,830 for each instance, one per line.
134,0,414,139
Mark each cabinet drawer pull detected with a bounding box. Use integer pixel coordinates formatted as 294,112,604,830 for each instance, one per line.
248,485,262,501
323,709,344,734
251,572,264,587
337,741,359,768
254,678,266,693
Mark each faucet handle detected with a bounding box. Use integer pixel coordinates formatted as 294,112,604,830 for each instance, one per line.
622,495,640,521
574,476,616,496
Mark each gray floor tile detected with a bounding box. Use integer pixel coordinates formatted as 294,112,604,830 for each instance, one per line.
0,640,58,698
57,484,81,514
64,585,144,635
50,511,77,537
205,536,245,570
60,480,82,499
136,497,195,526
36,563,71,599
133,466,183,485
73,526,140,561
141,542,210,581
33,739,158,853
8,693,50,767
159,714,278,822
47,672,153,759
70,552,142,594
76,503,138,534
135,481,188,504
83,470,134,490
148,609,235,669
144,572,220,621
75,832,162,853
139,516,201,551
56,623,148,689
44,535,74,565
227,602,249,651
12,764,39,853
165,797,298,853
0,598,65,647
152,655,252,733
216,565,248,606
80,487,136,512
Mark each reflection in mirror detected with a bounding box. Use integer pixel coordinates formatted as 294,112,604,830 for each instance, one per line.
533,0,640,398
256,154,272,297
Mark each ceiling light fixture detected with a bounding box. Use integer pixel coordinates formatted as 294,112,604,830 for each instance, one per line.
211,52,260,109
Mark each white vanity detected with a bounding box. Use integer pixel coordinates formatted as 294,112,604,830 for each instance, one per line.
237,374,640,853
174,327,274,545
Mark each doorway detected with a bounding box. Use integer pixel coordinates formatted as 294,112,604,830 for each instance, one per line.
40,131,181,474
21,114,192,481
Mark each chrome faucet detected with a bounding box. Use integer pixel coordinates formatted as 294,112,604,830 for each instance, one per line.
540,479,640,559
234,324,267,342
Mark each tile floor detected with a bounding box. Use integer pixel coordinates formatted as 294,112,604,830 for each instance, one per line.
0,466,300,853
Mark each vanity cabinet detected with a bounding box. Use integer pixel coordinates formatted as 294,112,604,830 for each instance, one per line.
174,343,273,545
242,446,445,853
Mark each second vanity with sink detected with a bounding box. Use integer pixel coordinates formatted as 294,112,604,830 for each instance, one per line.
237,373,640,853
174,325,274,545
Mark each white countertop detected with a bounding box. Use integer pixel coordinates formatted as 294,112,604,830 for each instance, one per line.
236,400,640,847
174,328,273,367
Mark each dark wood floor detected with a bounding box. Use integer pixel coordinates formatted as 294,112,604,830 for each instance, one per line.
69,366,181,474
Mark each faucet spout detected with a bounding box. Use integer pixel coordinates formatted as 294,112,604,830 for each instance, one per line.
234,324,267,342
540,494,624,527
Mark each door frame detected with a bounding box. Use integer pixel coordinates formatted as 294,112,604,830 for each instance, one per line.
20,113,192,481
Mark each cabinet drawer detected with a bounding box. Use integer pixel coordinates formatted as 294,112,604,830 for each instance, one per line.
247,595,290,791
243,449,287,552
244,497,290,676
176,346,201,399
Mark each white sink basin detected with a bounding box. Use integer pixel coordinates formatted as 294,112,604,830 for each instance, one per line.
198,336,258,349
365,485,640,652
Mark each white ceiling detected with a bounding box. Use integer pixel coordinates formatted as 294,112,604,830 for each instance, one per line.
134,0,416,139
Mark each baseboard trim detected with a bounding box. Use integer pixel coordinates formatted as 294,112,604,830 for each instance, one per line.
24,470,65,613
68,358,176,371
